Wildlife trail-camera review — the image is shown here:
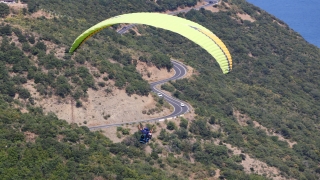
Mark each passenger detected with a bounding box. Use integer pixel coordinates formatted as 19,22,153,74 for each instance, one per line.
138,124,154,144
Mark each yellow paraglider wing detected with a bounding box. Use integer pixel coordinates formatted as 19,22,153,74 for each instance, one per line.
69,13,232,74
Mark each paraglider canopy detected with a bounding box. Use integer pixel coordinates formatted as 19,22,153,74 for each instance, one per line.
69,12,232,74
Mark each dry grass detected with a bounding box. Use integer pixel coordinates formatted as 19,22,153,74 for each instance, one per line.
233,109,250,126
24,131,38,143
29,10,55,19
237,13,255,22
20,61,179,128
136,61,175,83
213,140,290,180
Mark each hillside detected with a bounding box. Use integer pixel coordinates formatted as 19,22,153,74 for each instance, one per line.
0,0,320,179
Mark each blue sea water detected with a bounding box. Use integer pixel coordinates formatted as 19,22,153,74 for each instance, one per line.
246,0,320,48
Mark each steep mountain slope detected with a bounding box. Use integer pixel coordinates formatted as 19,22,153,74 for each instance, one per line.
0,0,319,179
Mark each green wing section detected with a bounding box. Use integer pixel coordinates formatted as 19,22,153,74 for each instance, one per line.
69,13,232,74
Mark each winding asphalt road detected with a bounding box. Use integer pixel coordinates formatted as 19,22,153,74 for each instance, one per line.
90,1,221,129
89,60,190,130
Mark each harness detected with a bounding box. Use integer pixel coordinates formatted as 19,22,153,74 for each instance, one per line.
140,129,152,144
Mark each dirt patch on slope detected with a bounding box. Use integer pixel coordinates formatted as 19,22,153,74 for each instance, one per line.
22,61,177,127
182,62,198,79
213,169,221,179
7,1,54,19
30,10,55,19
237,13,255,22
233,110,250,126
136,61,175,83
86,88,172,126
203,5,220,13
43,40,66,58
100,125,137,143
215,140,288,180
26,85,172,127
99,116,184,143
7,1,27,12
163,0,220,14
273,20,286,28
24,131,38,143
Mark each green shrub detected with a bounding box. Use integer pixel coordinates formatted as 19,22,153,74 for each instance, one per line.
179,117,188,128
209,116,215,124
167,121,176,130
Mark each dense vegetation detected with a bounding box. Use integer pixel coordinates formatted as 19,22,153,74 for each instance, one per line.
166,2,320,179
0,0,319,179
0,3,9,17
1,17,153,101
0,105,187,179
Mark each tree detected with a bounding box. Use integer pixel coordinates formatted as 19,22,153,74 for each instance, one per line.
0,24,11,35
0,3,9,18
209,116,216,124
34,41,47,52
189,119,211,138
166,121,176,130
150,53,173,70
179,117,188,129
55,76,71,97
76,100,82,107
17,88,31,99
28,35,35,44
22,42,31,52
175,128,188,139
27,0,39,13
